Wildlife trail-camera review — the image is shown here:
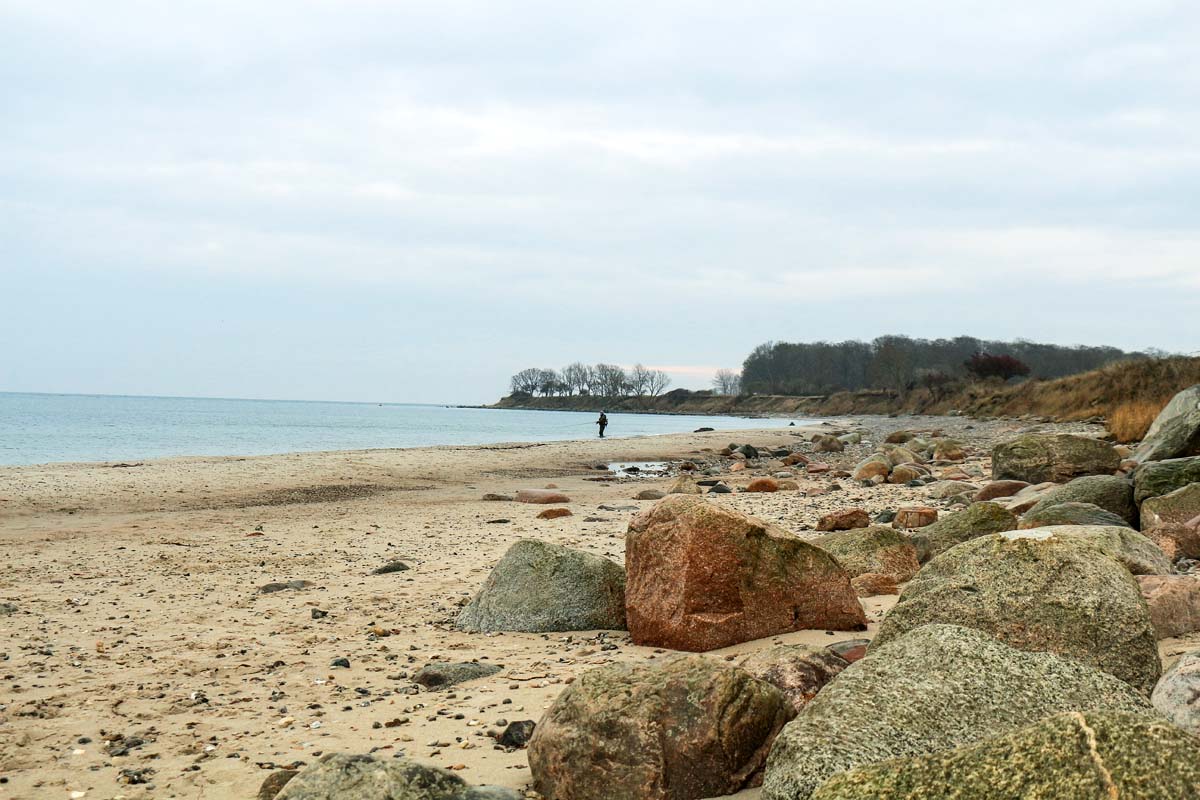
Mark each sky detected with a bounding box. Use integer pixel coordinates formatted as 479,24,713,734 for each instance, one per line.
2,1,1198,404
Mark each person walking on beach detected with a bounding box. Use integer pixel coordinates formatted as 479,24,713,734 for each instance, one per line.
596,411,608,438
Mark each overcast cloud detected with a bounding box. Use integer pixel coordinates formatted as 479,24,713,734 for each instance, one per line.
2,1,1197,403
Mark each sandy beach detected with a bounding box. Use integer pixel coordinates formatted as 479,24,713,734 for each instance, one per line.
3,416,1196,800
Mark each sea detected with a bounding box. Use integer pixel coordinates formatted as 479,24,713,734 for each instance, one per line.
0,392,810,466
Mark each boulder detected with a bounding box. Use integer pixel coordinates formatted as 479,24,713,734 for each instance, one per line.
411,661,502,689
812,526,919,589
1007,525,1170,576
516,489,571,505
809,711,1200,800
666,476,703,495
1023,474,1137,526
892,506,937,529
1145,385,1200,440
992,434,1119,483
625,496,866,651
871,532,1162,692
850,456,890,482
536,508,573,520
1137,575,1200,639
635,489,665,501
746,477,780,493
275,753,521,800
813,435,844,453
1019,501,1132,529
926,480,979,499
457,540,626,633
760,624,1153,800
880,445,922,466
1141,483,1200,529
932,438,965,461
995,481,1059,513
1144,519,1200,560
528,655,794,800
1135,401,1200,463
736,644,850,713
1152,649,1200,735
886,464,927,484
850,573,899,596
815,508,869,532
909,501,1018,563
973,480,1030,502
884,430,915,444
1133,456,1200,505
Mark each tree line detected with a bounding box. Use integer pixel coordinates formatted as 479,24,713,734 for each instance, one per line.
739,335,1162,397
509,363,672,398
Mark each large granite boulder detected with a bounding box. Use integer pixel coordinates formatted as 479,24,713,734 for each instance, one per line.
1133,456,1200,505
456,540,626,633
1146,386,1200,440
275,754,521,800
737,644,851,713
810,711,1199,800
1137,575,1200,639
625,496,866,651
1023,474,1137,525
974,479,1030,502
871,532,1162,692
1141,483,1200,529
760,624,1153,800
1152,649,1200,735
1135,386,1200,463
908,501,1018,563
1019,501,1132,529
528,655,794,800
850,455,890,482
1007,525,1170,576
992,434,1119,484
811,526,919,589
1145,518,1200,560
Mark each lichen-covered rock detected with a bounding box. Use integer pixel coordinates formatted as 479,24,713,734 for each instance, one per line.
1146,386,1200,440
886,464,927,484
992,434,1119,484
1152,649,1200,734
1137,575,1200,639
973,479,1030,502
1144,519,1200,560
1133,456,1200,505
871,532,1162,692
760,625,1153,800
813,434,844,453
625,496,866,651
528,655,794,800
457,540,626,633
933,438,965,461
1005,525,1171,576
908,501,1017,563
815,508,870,532
666,476,703,495
1141,483,1200,529
1135,398,1200,463
276,753,521,800
892,506,937,529
812,526,919,586
809,711,1199,800
1020,501,1132,529
1023,474,1137,526
737,644,850,713
926,480,978,499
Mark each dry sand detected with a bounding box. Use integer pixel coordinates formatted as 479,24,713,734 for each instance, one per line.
1,417,1194,800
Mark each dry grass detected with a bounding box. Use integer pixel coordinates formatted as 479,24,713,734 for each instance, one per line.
1107,400,1164,443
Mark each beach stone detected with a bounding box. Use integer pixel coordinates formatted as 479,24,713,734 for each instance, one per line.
884,430,915,444
932,438,966,461
886,464,926,484
1008,525,1170,576
1152,649,1200,734
871,532,1162,692
1146,385,1200,440
777,480,799,491
497,720,536,748
760,624,1153,800
973,479,1030,502
258,769,298,800
708,483,732,494
625,496,866,651
809,711,1200,800
259,580,314,594
815,508,869,532
995,481,1059,513
926,480,978,499
782,453,810,467
666,476,703,495
812,435,844,453
411,662,502,690
373,560,410,575
635,489,665,500
1144,519,1200,560
482,493,513,502
850,456,890,482
992,433,1119,483
805,462,831,475
1023,474,1138,525
1132,456,1200,505
1137,575,1200,638
0,602,16,615
826,639,870,663
849,573,900,597
746,477,780,493
880,445,922,466
516,489,571,505
736,645,850,713
536,507,572,520
892,506,937,529
1135,401,1200,463
275,753,521,800
908,501,1018,563
528,655,794,800
1019,501,1132,529
737,444,760,459
812,526,919,589
457,539,626,633
1141,483,1200,529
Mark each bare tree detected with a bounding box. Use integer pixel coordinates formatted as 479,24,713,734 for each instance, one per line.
712,369,741,396
628,363,652,396
593,363,628,397
510,368,542,395
646,369,671,397
561,362,589,396
536,368,561,396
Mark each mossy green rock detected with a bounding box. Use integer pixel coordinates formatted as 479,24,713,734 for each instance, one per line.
760,624,1152,800
456,539,626,633
1020,501,1132,529
871,532,1161,692
1141,483,1200,529
810,711,1197,800
276,753,521,800
992,434,1119,484
1002,525,1170,576
1133,456,1200,505
812,525,919,582
908,501,1017,563
1024,474,1137,525
1135,404,1200,463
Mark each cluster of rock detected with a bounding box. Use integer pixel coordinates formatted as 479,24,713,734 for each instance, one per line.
850,431,966,485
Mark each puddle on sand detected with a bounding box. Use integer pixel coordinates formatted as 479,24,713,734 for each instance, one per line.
607,461,670,478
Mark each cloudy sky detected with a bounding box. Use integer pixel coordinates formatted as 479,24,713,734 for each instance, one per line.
2,1,1197,404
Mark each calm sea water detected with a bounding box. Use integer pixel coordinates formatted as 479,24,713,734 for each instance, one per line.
0,393,808,466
